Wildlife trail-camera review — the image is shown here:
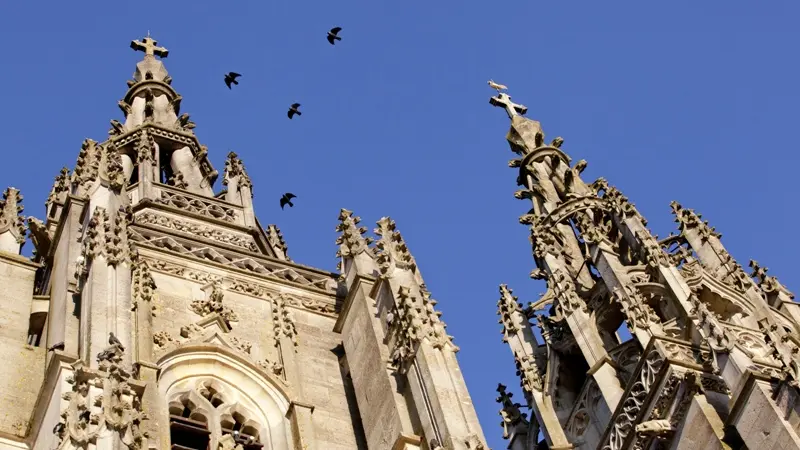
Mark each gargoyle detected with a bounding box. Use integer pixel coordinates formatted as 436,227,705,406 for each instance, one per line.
551,136,564,148
175,113,196,131
108,120,125,136
118,101,132,117
635,419,674,436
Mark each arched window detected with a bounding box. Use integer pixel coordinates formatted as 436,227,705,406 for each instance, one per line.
159,345,294,450
168,393,211,450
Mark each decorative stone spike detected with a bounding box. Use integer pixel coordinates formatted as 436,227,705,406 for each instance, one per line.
0,187,26,253
223,151,253,192
374,217,416,277
46,167,70,208
497,284,525,337
496,383,529,440
266,224,289,261
335,208,374,260
669,201,720,240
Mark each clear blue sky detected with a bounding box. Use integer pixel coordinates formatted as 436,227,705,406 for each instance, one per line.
2,1,799,447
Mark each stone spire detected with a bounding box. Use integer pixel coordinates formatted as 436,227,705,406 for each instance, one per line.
374,217,417,278
0,187,26,254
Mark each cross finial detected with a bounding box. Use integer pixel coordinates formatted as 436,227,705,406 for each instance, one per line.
490,93,528,119
130,35,169,59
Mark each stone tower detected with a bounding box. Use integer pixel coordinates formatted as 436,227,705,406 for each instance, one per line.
0,37,487,450
490,91,800,450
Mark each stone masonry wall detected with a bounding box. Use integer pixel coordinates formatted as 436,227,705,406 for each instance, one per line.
0,256,44,439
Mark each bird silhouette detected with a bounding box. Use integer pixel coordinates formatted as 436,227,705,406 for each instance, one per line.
280,193,296,210
109,332,124,350
488,79,508,93
48,341,65,352
327,27,342,45
224,72,241,89
288,103,302,119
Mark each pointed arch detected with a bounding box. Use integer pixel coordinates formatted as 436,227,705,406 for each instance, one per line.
158,343,296,450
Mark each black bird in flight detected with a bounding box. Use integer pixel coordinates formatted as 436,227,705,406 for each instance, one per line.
327,27,343,45
280,193,296,210
47,341,65,352
224,72,241,89
288,103,302,119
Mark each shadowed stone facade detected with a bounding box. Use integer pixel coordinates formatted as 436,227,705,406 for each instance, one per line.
490,91,800,450
0,37,487,450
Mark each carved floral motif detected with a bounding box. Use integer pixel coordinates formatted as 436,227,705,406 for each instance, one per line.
190,281,238,322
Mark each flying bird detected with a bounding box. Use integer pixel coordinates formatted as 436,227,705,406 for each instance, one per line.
224,72,241,89
48,342,65,352
488,80,508,93
287,103,302,119
280,193,296,210
109,332,124,350
327,27,342,45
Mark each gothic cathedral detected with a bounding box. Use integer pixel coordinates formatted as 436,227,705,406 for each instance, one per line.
0,38,487,450
490,91,800,450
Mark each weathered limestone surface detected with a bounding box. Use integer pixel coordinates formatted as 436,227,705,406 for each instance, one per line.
0,253,42,438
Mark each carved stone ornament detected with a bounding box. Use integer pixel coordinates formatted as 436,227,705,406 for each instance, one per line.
514,352,544,394
223,151,253,192
634,229,672,271
0,187,26,244
612,284,661,331
106,206,131,266
174,112,196,132
73,139,101,194
74,207,109,284
604,185,647,226
156,190,237,223
388,286,457,373
496,383,529,440
136,129,155,163
669,201,720,241
374,217,417,277
550,268,587,316
600,350,665,450
57,346,148,450
46,167,71,208
132,256,157,315
497,284,526,337
272,294,299,347
687,294,733,352
169,171,188,189
103,143,126,191
258,358,284,377
750,259,795,301
136,212,257,251
335,208,374,262
190,281,238,323
266,224,289,260
528,218,564,260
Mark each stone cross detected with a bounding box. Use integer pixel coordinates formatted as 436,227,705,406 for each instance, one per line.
130,36,169,59
490,93,528,119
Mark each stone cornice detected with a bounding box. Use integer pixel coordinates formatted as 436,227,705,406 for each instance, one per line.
0,250,39,270
130,209,338,280
138,244,338,301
